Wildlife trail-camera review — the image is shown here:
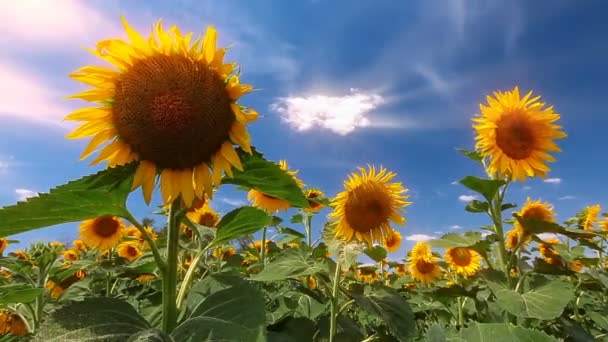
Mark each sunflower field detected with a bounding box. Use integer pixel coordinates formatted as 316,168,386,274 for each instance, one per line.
1,16,608,342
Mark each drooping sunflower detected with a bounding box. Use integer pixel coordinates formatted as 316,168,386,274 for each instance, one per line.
12,250,27,260
64,16,258,207
45,280,64,300
79,216,126,251
63,249,79,262
329,166,410,245
0,310,27,336
248,160,304,213
514,197,556,236
444,247,481,277
186,202,220,228
395,263,408,276
383,230,402,253
409,258,442,284
304,189,325,213
118,242,142,262
473,87,566,182
580,205,601,232
538,238,560,259
505,229,521,249
0,238,7,254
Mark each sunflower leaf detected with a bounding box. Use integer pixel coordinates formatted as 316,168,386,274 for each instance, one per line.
211,206,272,246
460,323,558,342
0,284,43,304
457,148,484,164
364,245,388,262
250,248,328,282
223,148,308,208
0,163,135,237
428,232,482,249
465,200,489,213
458,176,505,202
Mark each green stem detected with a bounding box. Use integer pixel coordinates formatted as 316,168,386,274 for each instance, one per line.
33,266,46,330
162,199,182,334
489,184,511,285
337,299,355,316
260,226,268,267
125,213,167,275
176,249,207,311
329,263,342,342
457,297,464,328
305,215,313,247
106,250,113,297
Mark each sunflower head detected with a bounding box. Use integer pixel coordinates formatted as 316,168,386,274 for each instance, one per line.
579,205,601,232
0,238,7,254
45,280,64,300
383,230,402,253
514,198,556,235
357,268,379,284
212,247,236,260
409,258,442,284
0,310,27,336
444,247,481,277
569,260,584,272
473,87,566,182
49,241,64,249
395,263,408,276
329,166,410,245
304,189,325,213
65,16,258,207
409,241,433,261
12,250,27,260
136,274,156,284
538,238,560,259
118,242,142,262
73,239,87,252
79,216,126,251
63,249,79,262
186,202,220,228
248,160,303,214
308,276,317,289
0,268,12,279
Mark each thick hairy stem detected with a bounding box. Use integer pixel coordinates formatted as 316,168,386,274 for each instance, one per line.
125,213,167,275
329,263,342,342
260,226,268,267
161,199,182,334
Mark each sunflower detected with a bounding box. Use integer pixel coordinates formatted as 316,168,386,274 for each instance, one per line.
212,247,236,260
75,269,87,280
248,160,304,213
186,202,220,228
45,280,64,300
409,258,442,284
601,218,608,232
409,241,433,261
0,268,12,279
357,269,379,284
125,226,140,238
304,189,325,213
473,87,566,182
136,274,156,284
12,250,27,260
118,242,142,262
64,16,258,207
79,216,126,251
308,276,317,289
514,197,556,236
49,241,64,249
444,247,481,277
0,311,27,336
63,249,79,262
383,230,402,253
538,238,560,259
395,263,408,276
505,229,521,249
73,239,87,252
569,260,584,272
329,166,410,245
580,205,601,232
0,238,7,254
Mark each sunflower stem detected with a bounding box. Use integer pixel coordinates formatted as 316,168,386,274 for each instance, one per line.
489,184,511,286
305,214,313,247
162,198,182,334
176,248,206,311
457,296,465,328
329,262,342,342
125,213,167,275
260,226,268,267
106,250,113,297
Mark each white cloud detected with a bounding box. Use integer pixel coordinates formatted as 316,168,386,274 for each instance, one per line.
451,180,459,185
559,195,576,201
15,189,38,201
405,234,435,242
522,186,532,191
543,178,562,184
450,225,462,230
458,194,478,202
219,197,247,207
270,89,385,135
537,233,560,241
481,231,492,238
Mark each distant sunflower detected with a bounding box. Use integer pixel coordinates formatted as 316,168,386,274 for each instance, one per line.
65,16,258,207
329,166,410,245
383,230,402,253
409,258,442,284
212,247,236,260
395,263,408,276
569,260,584,272
73,239,87,252
505,229,521,249
0,310,27,336
409,241,433,261
304,189,325,213
12,250,27,260
473,87,566,182
118,242,142,262
45,280,64,300
63,249,79,262
248,160,304,213
79,216,126,251
125,226,140,238
514,197,556,236
0,238,7,254
444,247,481,277
136,274,156,284
186,202,220,228
357,269,379,284
538,238,560,260
580,205,601,232
49,241,64,249
308,276,317,289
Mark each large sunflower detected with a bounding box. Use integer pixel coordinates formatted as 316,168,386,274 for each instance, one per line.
383,230,402,253
514,197,556,236
79,216,126,251
329,166,410,245
444,247,481,277
248,160,304,213
473,87,566,182
65,16,258,207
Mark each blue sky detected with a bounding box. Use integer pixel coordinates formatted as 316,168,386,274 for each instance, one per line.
1,0,607,258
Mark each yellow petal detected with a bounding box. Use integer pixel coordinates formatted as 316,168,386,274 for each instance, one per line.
64,107,112,122
194,163,213,199
220,142,243,171
178,169,195,207
67,87,114,102
203,26,217,64
66,120,114,139
139,161,157,204
121,15,149,54
89,140,122,165
160,169,176,203
80,129,116,160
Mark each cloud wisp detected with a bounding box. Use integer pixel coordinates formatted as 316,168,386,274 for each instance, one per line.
15,188,38,202
458,194,478,202
543,178,562,184
405,234,436,242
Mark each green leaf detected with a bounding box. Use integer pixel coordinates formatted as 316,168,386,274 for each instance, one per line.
353,286,416,341
211,206,272,246
251,248,327,282
223,148,308,208
457,149,484,163
458,176,505,201
587,269,608,288
425,323,447,342
290,214,304,224
278,226,306,239
501,203,517,211
322,223,365,270
127,329,174,342
267,317,316,342
465,200,489,213
175,282,266,342
0,164,135,236
0,284,42,304
513,215,563,235
488,279,574,320
428,232,482,249
460,323,558,342
589,312,608,331
34,297,150,341
364,245,388,262
186,273,245,312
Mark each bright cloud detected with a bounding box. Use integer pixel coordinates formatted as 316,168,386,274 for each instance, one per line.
537,233,560,241
522,186,532,191
559,195,576,200
270,89,385,135
543,178,562,184
458,194,478,202
220,197,247,207
405,234,435,242
450,225,462,230
15,188,38,201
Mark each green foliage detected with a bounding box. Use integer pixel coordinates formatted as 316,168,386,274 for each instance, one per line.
428,232,482,249
459,176,506,202
0,284,42,304
459,323,558,342
457,149,484,164
251,248,328,282
364,245,388,262
211,206,272,246
466,200,489,213
0,163,135,236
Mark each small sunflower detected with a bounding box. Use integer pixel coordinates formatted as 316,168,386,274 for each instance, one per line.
538,238,560,259
50,241,64,249
0,268,12,279
580,205,601,232
45,280,64,300
601,218,608,232
0,238,7,254
12,250,27,260
63,249,79,262
505,229,521,249
212,247,236,260
357,269,379,284
308,276,317,289
0,310,27,336
444,247,481,277
409,241,433,261
65,16,258,207
73,239,87,252
248,160,304,213
395,263,408,276
79,216,126,251
409,258,442,284
75,269,87,280
514,197,556,236
118,242,142,262
329,166,410,245
569,260,584,272
473,87,566,182
304,189,325,213
383,230,402,253
136,274,156,284
125,226,140,238
186,202,220,228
